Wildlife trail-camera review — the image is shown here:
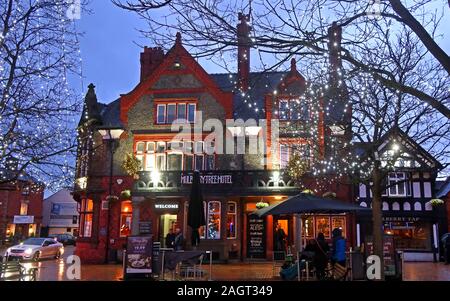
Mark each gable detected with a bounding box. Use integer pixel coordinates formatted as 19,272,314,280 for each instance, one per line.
120,36,233,125
377,128,442,171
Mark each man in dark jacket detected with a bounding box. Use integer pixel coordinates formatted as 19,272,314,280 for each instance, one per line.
174,228,184,251
165,229,175,249
275,223,287,252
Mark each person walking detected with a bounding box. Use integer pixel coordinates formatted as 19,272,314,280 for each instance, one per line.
174,228,184,251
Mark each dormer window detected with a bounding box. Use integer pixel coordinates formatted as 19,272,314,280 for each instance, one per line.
155,100,196,124
278,98,309,121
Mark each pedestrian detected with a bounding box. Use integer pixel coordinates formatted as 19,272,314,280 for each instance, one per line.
174,228,184,251
444,235,450,265
275,223,287,252
331,228,346,267
311,232,330,280
165,229,176,249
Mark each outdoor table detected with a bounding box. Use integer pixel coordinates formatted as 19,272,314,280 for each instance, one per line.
161,250,212,280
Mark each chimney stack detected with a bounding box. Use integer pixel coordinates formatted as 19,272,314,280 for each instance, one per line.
328,22,342,88
237,13,251,92
140,46,164,82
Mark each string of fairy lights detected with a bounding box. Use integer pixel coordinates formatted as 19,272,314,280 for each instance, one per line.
0,1,84,192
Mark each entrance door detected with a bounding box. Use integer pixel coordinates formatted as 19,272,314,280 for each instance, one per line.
159,214,178,248
273,216,292,252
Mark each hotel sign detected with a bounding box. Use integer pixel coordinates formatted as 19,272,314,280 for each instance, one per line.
13,215,34,224
181,174,233,185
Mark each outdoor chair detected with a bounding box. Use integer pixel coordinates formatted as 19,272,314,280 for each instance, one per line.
324,262,350,281
0,260,37,281
272,251,287,277
179,254,204,280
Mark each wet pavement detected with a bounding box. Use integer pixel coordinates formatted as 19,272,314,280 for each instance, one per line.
2,246,449,281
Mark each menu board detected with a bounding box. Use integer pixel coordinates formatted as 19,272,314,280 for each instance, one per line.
139,221,152,235
365,235,396,276
126,236,153,276
247,215,266,258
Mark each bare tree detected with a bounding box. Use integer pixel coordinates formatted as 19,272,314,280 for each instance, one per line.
0,1,84,189
114,0,449,279
113,0,450,118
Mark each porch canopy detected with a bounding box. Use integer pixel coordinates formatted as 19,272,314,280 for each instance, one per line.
254,192,371,217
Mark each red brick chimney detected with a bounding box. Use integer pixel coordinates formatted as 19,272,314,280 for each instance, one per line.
140,46,164,82
328,22,342,87
237,13,251,92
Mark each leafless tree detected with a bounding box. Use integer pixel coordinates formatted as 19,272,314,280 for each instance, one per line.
114,0,449,279
0,1,85,189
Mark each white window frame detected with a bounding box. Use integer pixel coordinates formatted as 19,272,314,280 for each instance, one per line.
280,144,289,169
167,152,183,171
176,103,187,122
388,172,408,197
167,103,177,124
188,103,196,123
156,104,166,124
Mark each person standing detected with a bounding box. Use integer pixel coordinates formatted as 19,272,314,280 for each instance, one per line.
174,228,184,251
312,232,330,280
331,228,346,267
275,223,287,252
165,229,176,249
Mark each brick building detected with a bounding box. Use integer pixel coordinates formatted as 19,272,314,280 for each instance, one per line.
72,15,446,264
0,172,44,245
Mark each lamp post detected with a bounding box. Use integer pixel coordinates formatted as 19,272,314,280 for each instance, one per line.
98,128,124,264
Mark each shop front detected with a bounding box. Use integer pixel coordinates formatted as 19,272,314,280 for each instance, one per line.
357,212,440,261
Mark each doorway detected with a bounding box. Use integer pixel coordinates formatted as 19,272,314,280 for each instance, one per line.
273,216,293,252
159,214,178,248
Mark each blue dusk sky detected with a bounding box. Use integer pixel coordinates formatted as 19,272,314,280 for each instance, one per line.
71,1,450,104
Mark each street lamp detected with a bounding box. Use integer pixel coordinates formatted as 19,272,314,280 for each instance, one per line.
98,127,124,263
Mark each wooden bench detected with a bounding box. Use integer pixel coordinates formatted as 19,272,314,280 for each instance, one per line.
0,260,38,281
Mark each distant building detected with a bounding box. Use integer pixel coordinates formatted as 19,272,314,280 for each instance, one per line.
42,189,79,236
436,178,450,233
0,171,44,244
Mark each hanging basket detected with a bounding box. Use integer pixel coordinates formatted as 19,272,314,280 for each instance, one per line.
430,199,444,207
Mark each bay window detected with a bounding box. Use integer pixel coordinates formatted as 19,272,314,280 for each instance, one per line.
120,201,132,237
79,199,94,238
135,140,213,171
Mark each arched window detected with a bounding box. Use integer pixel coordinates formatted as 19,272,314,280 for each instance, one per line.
120,201,133,237
403,202,411,211
226,202,237,239
382,202,389,211
425,201,433,211
392,202,400,211
414,202,422,211
359,202,367,208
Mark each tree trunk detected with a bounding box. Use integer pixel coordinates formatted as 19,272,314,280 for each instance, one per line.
371,164,385,280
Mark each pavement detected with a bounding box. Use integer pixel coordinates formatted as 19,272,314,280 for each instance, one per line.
1,245,449,281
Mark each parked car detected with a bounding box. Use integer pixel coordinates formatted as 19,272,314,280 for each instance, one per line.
4,238,64,261
48,233,77,246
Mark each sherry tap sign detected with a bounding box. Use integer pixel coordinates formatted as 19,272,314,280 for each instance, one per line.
181,174,233,185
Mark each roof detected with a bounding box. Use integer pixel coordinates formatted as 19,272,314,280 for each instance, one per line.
437,178,450,198
211,72,287,120
98,98,122,128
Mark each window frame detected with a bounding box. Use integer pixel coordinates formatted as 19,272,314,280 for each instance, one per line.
79,199,94,238
156,104,166,124
207,201,221,240
119,201,133,238
226,201,237,239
